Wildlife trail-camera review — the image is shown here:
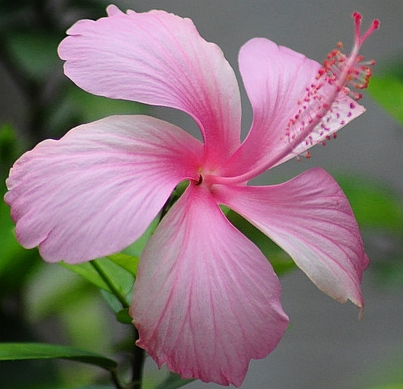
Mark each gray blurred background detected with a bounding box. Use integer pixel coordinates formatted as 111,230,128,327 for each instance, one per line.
1,0,402,388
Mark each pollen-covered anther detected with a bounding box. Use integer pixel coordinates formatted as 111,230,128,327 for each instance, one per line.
320,12,379,101
321,48,375,100
282,12,378,157
296,150,312,162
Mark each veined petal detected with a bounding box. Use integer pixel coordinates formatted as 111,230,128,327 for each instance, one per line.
131,184,288,386
221,38,364,178
214,168,368,310
5,115,202,263
58,6,242,165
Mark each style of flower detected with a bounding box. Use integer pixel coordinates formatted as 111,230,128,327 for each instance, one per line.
5,6,378,386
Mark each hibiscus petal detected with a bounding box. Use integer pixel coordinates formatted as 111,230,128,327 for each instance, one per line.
222,38,364,177
214,168,368,310
5,115,202,263
130,184,288,386
58,6,241,165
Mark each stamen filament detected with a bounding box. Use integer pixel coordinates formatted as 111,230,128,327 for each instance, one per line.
210,13,379,186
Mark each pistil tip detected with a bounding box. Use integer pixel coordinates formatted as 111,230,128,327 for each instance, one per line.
353,12,362,22
353,12,380,46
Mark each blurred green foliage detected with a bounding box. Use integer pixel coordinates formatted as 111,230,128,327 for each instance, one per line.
365,62,403,288
369,75,403,126
0,1,145,388
369,386,403,389
368,62,403,127
0,0,145,145
339,174,403,287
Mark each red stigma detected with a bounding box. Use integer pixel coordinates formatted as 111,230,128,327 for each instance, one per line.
353,12,380,46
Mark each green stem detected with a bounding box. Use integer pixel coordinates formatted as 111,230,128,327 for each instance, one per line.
110,367,125,389
90,261,146,389
131,327,145,389
90,260,129,309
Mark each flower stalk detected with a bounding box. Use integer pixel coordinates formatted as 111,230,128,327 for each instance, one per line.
90,260,130,309
91,261,146,389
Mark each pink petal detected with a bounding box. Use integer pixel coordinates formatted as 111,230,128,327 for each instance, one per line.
58,7,241,165
221,38,365,177
105,4,123,16
130,184,288,386
214,167,368,310
5,115,203,263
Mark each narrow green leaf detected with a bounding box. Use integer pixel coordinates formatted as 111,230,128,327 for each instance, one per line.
107,253,139,277
0,343,117,371
91,258,134,296
61,257,135,296
155,372,194,389
100,289,126,313
60,261,110,291
122,216,160,258
116,308,133,324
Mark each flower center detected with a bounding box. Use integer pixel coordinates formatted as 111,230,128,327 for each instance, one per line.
195,174,203,185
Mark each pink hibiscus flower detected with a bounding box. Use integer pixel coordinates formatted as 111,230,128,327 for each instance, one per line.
5,6,378,386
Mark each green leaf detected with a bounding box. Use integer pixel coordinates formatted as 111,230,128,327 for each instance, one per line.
122,216,160,258
0,343,117,371
116,308,133,324
60,261,111,292
59,217,155,293
107,253,139,277
155,372,194,389
100,289,126,313
368,74,403,126
59,218,155,295
93,257,135,296
61,256,136,296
